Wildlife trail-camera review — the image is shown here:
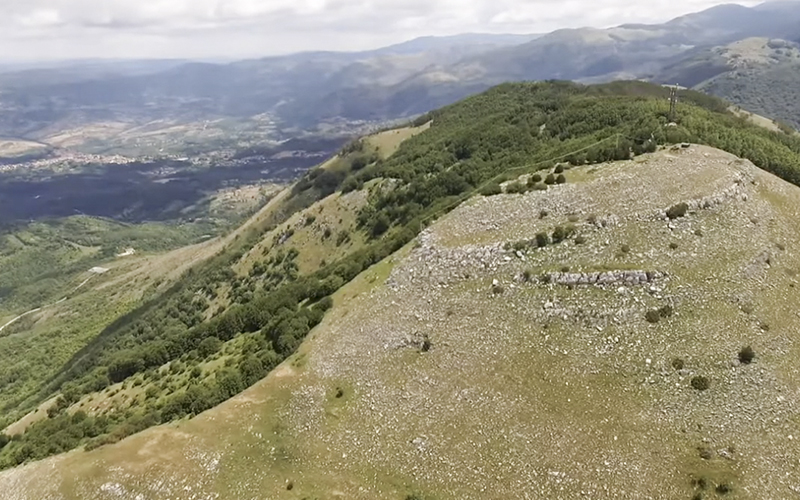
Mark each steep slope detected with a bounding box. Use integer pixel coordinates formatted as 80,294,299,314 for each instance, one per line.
657,37,800,127
4,81,800,491
6,144,800,499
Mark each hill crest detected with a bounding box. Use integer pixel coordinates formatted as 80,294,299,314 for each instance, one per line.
4,144,800,498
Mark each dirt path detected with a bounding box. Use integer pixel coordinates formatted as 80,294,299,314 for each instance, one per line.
0,308,42,334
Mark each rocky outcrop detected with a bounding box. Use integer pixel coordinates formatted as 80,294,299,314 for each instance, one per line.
541,270,666,287
655,171,753,220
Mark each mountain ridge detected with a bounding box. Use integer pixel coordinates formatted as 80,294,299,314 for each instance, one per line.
3,1,800,156
3,82,800,495
5,139,800,499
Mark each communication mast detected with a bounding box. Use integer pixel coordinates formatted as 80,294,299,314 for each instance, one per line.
668,84,679,123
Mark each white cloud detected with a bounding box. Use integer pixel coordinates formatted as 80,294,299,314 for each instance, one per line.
0,0,765,62
14,8,63,28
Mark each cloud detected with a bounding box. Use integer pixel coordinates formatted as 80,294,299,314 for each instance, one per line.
0,0,763,61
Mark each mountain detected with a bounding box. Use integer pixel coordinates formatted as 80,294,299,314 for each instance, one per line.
3,81,800,497
3,1,800,157
656,37,800,127
370,33,541,57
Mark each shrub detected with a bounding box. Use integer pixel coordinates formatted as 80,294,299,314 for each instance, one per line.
691,376,710,391
556,174,567,184
620,244,630,254
421,338,432,352
575,235,586,245
715,483,731,495
671,358,685,370
560,266,570,273
522,270,532,282
539,209,549,219
480,183,503,196
370,213,391,237
531,173,543,183
692,477,709,490
336,230,350,246
738,346,756,365
506,181,528,194
535,232,550,247
492,284,505,295
568,215,580,223
554,164,565,174
350,154,369,171
552,226,567,243
304,216,316,226
645,310,661,323
340,176,363,193
694,229,703,237
658,305,674,318
512,240,529,252
198,337,223,358
666,202,689,220
545,174,556,185
669,242,679,250
532,183,548,191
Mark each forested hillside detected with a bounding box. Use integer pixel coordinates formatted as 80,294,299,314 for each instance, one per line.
3,80,800,469
657,37,800,128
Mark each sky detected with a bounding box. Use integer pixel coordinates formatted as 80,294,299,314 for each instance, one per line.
0,0,765,63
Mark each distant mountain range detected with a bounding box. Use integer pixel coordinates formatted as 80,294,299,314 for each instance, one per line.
1,1,799,155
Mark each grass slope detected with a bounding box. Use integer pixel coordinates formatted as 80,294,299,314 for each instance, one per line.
4,80,800,482
6,145,800,498
0,186,282,432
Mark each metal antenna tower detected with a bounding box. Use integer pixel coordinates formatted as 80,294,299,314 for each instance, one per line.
668,84,679,122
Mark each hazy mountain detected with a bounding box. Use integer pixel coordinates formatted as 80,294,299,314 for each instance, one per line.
655,37,800,127
1,1,800,156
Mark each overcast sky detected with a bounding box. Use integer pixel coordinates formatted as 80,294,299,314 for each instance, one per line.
0,0,764,63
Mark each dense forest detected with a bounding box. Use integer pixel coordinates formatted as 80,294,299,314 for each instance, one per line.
3,80,800,469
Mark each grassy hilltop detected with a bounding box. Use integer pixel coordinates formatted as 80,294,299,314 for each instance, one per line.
2,81,800,499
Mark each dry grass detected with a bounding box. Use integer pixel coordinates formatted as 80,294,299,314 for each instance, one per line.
236,189,369,276
97,187,291,297
366,122,431,159
6,146,800,499
730,106,799,137
2,397,58,437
